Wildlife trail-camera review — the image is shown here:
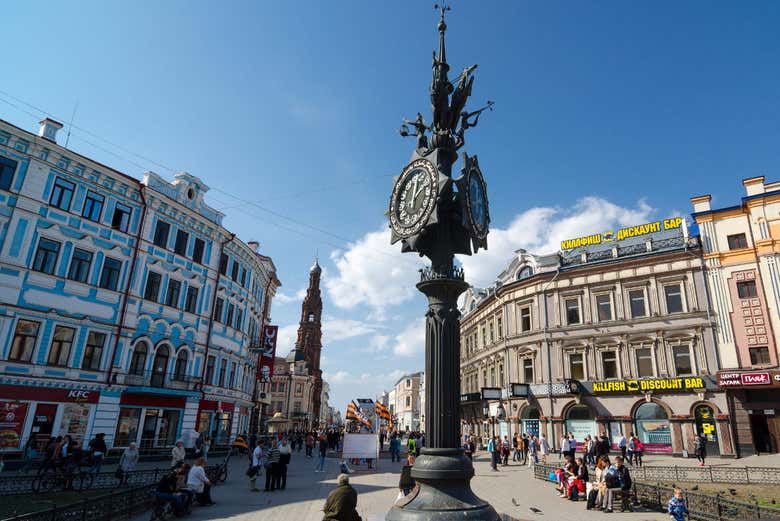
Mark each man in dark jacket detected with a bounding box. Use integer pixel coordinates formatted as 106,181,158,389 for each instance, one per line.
601,456,632,512
322,474,362,521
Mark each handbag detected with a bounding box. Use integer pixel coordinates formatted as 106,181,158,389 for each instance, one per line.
115,468,124,480
246,465,258,478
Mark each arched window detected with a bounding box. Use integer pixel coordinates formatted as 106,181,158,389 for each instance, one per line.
129,342,148,376
517,266,533,280
470,301,476,311
635,402,667,420
565,404,596,442
173,350,188,381
307,313,316,323
634,402,671,451
151,345,170,388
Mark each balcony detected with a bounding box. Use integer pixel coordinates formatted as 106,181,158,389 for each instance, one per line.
118,370,202,391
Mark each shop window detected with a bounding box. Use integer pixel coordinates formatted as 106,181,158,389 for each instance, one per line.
98,257,121,291
727,233,748,250
629,289,647,318
144,272,162,302
523,358,534,382
82,191,104,222
672,345,693,375
153,221,170,248
192,238,205,264
596,294,613,321
47,326,75,366
111,203,132,233
129,343,148,375
0,155,17,190
565,298,581,325
32,238,61,274
67,248,93,283
569,352,585,380
602,350,618,379
173,350,188,381
184,286,198,314
9,320,40,362
174,229,189,256
157,410,180,447
566,405,595,446
205,355,216,384
664,284,684,314
82,331,106,370
737,281,758,299
49,177,75,210
165,279,181,308
634,402,671,451
520,306,531,332
635,347,654,377
749,346,771,365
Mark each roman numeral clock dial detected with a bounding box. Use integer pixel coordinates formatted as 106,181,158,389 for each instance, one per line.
389,158,438,239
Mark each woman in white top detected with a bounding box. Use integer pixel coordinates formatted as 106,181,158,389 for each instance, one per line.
538,434,549,463
186,457,214,506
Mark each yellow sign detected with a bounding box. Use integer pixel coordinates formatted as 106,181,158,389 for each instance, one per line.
592,377,705,393
561,217,684,251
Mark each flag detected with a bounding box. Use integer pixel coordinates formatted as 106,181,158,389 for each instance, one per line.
346,400,372,428
375,402,391,421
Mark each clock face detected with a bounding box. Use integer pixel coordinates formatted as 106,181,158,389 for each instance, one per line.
465,164,489,239
389,159,438,238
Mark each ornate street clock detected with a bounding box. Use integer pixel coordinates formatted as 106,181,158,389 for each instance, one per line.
389,158,439,239
459,154,489,251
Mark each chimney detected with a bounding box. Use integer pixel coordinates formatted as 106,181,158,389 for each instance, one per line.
247,241,260,253
742,176,765,196
690,195,711,213
38,118,64,143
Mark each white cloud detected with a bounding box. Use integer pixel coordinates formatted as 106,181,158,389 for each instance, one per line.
322,316,383,342
275,324,299,355
323,370,350,383
274,287,307,305
325,228,425,319
458,197,654,287
391,319,426,357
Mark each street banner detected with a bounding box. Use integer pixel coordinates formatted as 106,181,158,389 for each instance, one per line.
0,401,29,448
257,325,278,382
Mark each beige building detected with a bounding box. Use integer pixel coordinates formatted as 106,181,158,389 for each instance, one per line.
692,176,780,456
387,372,423,432
459,219,734,457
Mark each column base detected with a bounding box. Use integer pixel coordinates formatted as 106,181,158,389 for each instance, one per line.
385,448,500,521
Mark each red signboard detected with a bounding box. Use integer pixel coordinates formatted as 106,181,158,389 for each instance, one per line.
257,325,278,383
0,402,29,448
0,384,99,403
741,372,771,385
717,371,779,388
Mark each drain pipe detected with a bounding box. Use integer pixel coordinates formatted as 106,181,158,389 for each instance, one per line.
201,233,235,390
542,267,561,445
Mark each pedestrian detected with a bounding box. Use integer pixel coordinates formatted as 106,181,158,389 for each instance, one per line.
249,440,264,491
633,436,644,467
322,474,362,521
407,435,417,458
264,441,280,491
276,438,292,490
501,435,510,466
667,488,689,521
379,430,386,452
119,442,139,484
627,432,636,465
487,436,498,471
171,440,186,468
521,433,529,465
616,432,627,461
538,433,549,463
398,454,415,497
156,468,187,515
694,432,707,467
88,433,107,474
202,435,211,461
601,456,631,513
175,463,193,513
390,433,401,462
19,437,38,473
559,434,567,461
527,436,538,467
306,432,315,458
186,457,214,506
315,435,327,473
463,436,474,461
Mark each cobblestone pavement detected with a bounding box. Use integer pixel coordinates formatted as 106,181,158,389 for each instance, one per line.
132,451,675,521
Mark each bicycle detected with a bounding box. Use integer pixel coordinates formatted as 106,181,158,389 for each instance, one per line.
31,465,94,493
214,448,234,484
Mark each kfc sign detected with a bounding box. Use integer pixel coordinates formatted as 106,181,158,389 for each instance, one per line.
67,390,92,402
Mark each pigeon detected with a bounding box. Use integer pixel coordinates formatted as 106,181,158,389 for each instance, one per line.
729,488,737,495
512,498,520,507
691,485,699,491
529,507,543,514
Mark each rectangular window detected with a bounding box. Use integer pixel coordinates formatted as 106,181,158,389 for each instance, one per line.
192,238,205,264
481,327,486,346
635,347,654,377
520,306,531,332
9,320,40,361
98,257,121,290
111,203,132,233
231,261,239,282
229,362,236,388
49,177,75,210
82,331,106,370
67,248,93,283
602,350,618,379
565,298,581,325
737,281,758,299
184,286,198,313
497,316,503,339
47,326,75,366
240,268,247,287
489,322,494,343
629,289,646,318
32,238,61,274
664,285,684,314
205,355,216,384
0,156,18,190
672,345,693,375
226,303,234,327
523,358,534,382
749,346,771,365
214,298,224,322
81,191,104,222
727,233,748,250
165,279,181,308
153,221,170,248
569,353,585,380
218,361,226,387
236,308,243,330
144,272,162,302
490,367,495,386
219,254,228,275
174,229,189,256
596,294,612,321
278,382,285,393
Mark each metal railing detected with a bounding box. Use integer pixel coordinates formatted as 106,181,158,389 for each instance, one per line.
419,265,465,282
118,370,202,390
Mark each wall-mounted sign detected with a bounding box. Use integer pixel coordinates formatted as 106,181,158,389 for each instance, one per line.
460,392,481,403
481,387,502,400
591,377,705,394
560,217,684,251
257,325,278,383
717,371,780,389
510,383,529,398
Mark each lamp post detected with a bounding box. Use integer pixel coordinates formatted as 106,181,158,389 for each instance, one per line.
385,6,497,520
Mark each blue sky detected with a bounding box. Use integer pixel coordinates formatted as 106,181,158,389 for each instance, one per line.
3,1,780,416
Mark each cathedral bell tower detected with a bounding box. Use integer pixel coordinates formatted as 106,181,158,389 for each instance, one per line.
295,258,324,424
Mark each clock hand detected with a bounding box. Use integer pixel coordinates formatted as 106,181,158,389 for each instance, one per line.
409,178,420,209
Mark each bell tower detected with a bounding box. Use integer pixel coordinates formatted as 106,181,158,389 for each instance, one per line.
295,259,323,424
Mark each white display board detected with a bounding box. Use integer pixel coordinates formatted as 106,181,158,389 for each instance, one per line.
342,433,379,460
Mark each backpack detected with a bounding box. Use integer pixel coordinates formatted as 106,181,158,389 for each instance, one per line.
605,468,620,489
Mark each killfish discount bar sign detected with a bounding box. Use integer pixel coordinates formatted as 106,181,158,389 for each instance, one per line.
592,377,705,393
560,217,684,251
